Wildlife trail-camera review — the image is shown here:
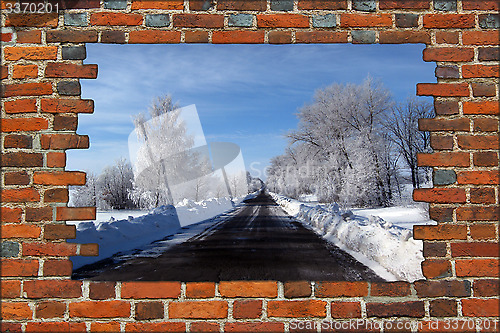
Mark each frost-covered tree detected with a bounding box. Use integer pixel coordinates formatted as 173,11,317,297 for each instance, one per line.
99,158,136,210
69,172,101,208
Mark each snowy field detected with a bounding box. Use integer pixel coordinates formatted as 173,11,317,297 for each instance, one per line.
270,192,436,282
69,195,252,269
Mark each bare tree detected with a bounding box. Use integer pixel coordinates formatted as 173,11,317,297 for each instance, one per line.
99,158,136,210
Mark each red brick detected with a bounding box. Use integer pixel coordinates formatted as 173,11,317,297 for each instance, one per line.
1,82,52,97
233,300,262,319
212,31,265,44
89,282,115,300
44,224,77,240
91,12,143,26
34,171,86,186
41,99,94,113
186,282,215,298
417,152,470,167
416,83,469,97
135,301,164,320
1,280,22,298
0,259,39,277
371,282,411,297
1,188,40,202
330,301,361,318
434,100,459,115
284,281,311,298
457,171,499,185
190,322,219,333
47,152,67,168
173,14,224,28
0,302,33,320
5,13,58,27
0,207,22,223
463,31,499,46
257,14,309,28
315,281,368,297
1,118,48,133
451,242,499,257
379,31,430,44
25,207,52,222
0,65,8,79
1,32,13,42
4,46,57,61
456,259,499,277
4,98,37,113
419,118,470,131
43,259,73,276
268,300,326,318
40,134,89,149
269,31,292,44
430,135,453,150
121,281,181,298
26,322,86,333
457,135,499,150
474,151,499,167
218,0,266,11
128,31,181,43
46,30,98,43
379,0,428,9
463,101,499,115
80,243,99,256
2,224,41,239
225,322,284,333
298,0,346,9
457,206,499,221
125,323,185,332
422,259,452,278
55,207,96,221
22,242,76,256
470,224,497,240
413,188,466,203
295,31,348,43
131,0,183,9
185,31,209,43
44,188,69,203
463,0,499,10
169,300,228,319
218,281,277,297
435,31,459,44
36,301,66,318
45,63,98,79
366,301,424,318
13,64,38,79
470,187,496,204
17,30,42,43
25,280,82,298
70,301,130,318
474,279,499,296
341,13,392,28
462,65,500,78
423,14,475,29
462,299,499,317
4,134,32,149
90,322,121,332
413,225,467,240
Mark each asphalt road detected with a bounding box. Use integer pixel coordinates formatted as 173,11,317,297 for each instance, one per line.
74,191,384,282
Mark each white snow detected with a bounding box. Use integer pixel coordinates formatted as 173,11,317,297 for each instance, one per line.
69,196,250,269
270,192,435,282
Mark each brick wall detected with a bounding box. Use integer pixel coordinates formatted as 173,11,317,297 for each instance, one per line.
1,0,498,331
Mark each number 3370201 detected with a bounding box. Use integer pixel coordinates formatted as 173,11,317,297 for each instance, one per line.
5,2,59,14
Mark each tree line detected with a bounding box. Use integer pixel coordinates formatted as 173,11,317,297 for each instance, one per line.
266,77,433,208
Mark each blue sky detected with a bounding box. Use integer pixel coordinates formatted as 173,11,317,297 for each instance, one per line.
68,43,435,177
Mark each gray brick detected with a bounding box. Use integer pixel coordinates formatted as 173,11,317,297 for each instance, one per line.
353,0,376,12
1,241,19,258
104,0,128,10
62,46,86,60
145,14,170,27
271,0,293,11
57,81,81,96
433,0,457,11
433,170,457,185
479,14,500,29
312,14,336,28
352,30,376,44
395,14,418,28
435,66,459,79
228,14,253,27
64,13,88,27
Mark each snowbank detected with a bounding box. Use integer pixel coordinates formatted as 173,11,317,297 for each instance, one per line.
270,192,426,282
69,196,246,269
